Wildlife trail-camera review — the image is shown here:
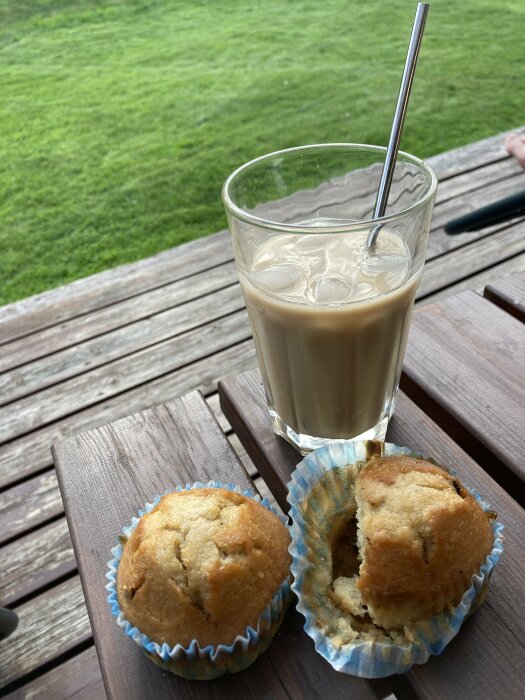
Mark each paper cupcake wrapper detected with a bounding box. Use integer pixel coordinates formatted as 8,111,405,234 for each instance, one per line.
287,441,504,678
106,481,291,680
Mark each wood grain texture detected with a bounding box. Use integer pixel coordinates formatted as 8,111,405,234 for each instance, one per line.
218,368,525,700
402,290,525,499
427,173,525,258
0,576,92,690
219,371,298,514
0,338,257,490
0,470,63,545
0,231,232,344
0,309,251,445
0,518,75,607
434,156,523,205
5,645,106,700
205,393,232,433
0,283,245,407
0,261,238,375
425,126,525,180
484,272,525,322
52,391,377,700
418,252,525,308
228,432,258,479
418,220,525,300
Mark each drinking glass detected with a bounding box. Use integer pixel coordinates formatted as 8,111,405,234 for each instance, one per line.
223,144,437,453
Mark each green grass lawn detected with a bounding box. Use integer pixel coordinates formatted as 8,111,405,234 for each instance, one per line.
1,0,523,305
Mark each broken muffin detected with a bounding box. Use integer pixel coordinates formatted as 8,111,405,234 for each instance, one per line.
333,454,495,629
288,442,503,676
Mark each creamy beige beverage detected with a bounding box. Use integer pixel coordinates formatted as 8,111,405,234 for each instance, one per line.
239,228,419,440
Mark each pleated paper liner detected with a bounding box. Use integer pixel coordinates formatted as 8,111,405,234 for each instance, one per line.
106,481,291,680
287,441,504,678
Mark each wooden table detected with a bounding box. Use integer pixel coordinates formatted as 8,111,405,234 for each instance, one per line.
48,275,525,700
1,127,525,698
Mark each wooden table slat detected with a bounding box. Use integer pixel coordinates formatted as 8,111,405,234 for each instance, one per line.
218,370,525,700
0,231,232,345
402,290,525,500
0,576,92,691
434,155,523,205
0,309,251,445
419,251,525,308
0,261,238,375
0,339,257,491
0,518,75,608
205,393,232,433
0,470,63,546
419,219,525,300
0,283,244,408
484,272,525,322
425,126,525,180
4,645,106,700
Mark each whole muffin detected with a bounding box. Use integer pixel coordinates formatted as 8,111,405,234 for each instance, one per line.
117,488,291,648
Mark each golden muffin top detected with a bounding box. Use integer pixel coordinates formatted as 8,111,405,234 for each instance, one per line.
302,454,495,643
117,488,291,647
353,455,494,628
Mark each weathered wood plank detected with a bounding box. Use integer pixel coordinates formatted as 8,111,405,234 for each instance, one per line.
0,339,257,490
0,231,232,345
0,261,238,374
0,576,92,690
0,283,245,407
0,470,63,546
0,309,251,444
418,252,525,308
218,370,525,700
205,393,232,433
419,219,525,299
228,432,258,479
402,290,525,499
425,126,525,180
434,156,523,205
252,475,278,510
53,391,377,700
427,173,525,258
5,645,106,700
0,518,75,607
219,372,296,514
484,272,525,322
205,393,259,479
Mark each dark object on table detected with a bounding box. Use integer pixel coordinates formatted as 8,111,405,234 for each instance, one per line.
445,189,525,233
0,607,18,640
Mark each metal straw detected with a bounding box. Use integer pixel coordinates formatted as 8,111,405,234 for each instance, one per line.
366,2,429,249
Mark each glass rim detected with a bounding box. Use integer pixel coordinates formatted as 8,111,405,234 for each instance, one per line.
222,143,438,234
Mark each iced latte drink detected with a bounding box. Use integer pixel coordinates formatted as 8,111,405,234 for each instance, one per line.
223,145,437,453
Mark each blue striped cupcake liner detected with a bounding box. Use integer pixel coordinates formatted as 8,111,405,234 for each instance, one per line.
106,481,291,680
287,441,504,678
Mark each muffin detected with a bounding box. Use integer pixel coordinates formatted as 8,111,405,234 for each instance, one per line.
288,441,504,677
107,484,291,679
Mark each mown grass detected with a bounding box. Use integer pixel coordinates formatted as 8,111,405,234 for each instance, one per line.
1,0,524,304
